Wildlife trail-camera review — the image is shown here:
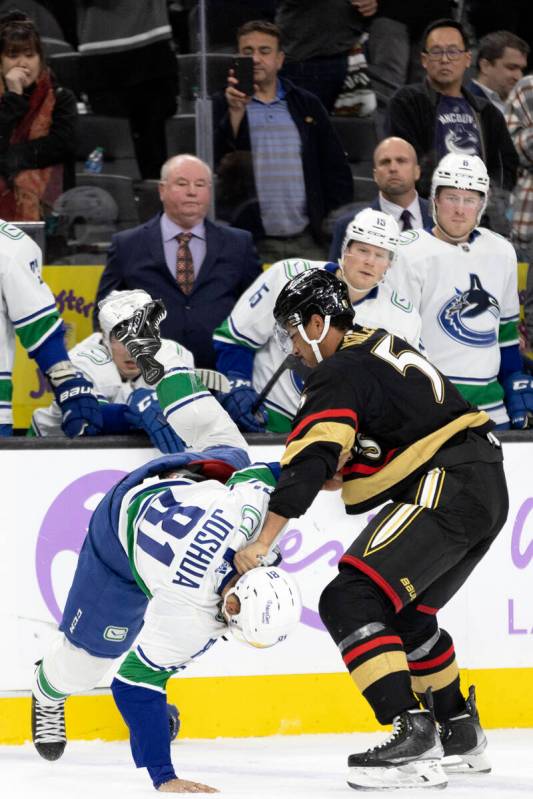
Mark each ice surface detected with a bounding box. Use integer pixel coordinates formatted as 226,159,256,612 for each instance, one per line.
4,730,533,798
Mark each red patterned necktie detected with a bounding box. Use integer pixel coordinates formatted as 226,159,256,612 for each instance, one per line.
176,232,194,294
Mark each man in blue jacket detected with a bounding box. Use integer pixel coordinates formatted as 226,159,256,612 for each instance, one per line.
213,19,353,263
95,154,261,369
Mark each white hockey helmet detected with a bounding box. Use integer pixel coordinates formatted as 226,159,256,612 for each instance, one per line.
431,154,489,226
98,289,154,341
222,566,302,648
341,208,400,262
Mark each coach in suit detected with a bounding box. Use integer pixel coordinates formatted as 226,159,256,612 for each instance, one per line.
329,137,433,261
95,154,261,368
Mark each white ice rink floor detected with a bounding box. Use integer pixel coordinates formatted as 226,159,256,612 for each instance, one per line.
3,730,533,798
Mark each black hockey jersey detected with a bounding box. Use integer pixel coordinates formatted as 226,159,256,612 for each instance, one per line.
269,326,497,517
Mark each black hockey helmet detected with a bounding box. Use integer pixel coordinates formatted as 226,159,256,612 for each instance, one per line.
273,269,353,330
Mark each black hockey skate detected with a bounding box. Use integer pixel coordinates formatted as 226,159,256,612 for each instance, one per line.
112,299,167,385
347,708,447,790
32,693,66,761
439,685,491,774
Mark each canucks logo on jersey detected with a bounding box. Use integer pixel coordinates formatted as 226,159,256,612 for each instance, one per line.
437,273,499,347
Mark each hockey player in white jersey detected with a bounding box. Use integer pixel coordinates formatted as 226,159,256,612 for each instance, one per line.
0,221,103,436
390,153,533,429
31,290,192,453
213,209,422,433
31,297,301,793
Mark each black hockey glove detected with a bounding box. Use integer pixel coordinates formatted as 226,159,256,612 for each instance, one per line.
112,299,167,385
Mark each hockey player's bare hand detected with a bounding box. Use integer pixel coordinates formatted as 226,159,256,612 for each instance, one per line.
234,541,269,574
158,777,219,792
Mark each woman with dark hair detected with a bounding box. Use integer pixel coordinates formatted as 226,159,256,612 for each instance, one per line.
0,9,77,221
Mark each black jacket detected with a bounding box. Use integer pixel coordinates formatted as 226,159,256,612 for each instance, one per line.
0,82,77,189
212,78,353,243
385,80,518,198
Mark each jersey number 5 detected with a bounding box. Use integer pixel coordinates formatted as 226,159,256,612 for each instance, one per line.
372,334,445,403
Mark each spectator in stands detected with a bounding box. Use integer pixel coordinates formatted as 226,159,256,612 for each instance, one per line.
329,136,433,261
95,154,261,369
505,75,533,260
368,1,454,99
74,0,177,180
274,0,376,114
0,9,76,221
467,31,529,115
213,19,353,263
385,18,518,205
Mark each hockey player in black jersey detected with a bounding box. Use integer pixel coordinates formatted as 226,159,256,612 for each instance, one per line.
235,269,509,791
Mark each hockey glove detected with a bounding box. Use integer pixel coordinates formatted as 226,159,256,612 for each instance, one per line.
112,299,167,385
503,373,533,429
0,424,13,436
125,388,185,453
220,376,267,433
47,362,103,437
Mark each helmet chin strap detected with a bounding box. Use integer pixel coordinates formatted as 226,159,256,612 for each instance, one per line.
297,315,331,363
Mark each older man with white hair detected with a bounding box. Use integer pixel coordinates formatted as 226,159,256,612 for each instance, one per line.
95,154,261,368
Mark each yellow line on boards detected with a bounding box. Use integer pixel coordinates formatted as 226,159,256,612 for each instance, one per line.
3,668,532,745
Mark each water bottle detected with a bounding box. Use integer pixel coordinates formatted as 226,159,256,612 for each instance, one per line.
84,146,104,174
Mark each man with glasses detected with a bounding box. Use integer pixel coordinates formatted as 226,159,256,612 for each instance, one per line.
386,18,517,204
390,153,533,430
95,154,261,369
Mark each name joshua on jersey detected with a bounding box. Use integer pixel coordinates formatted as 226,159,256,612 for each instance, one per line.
172,508,233,589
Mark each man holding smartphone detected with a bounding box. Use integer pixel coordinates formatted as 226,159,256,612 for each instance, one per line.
213,20,353,264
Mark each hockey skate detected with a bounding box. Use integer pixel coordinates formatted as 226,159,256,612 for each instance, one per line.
347,708,447,790
32,693,66,761
439,685,491,774
112,299,167,385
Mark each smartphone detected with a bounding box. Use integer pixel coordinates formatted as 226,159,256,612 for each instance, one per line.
231,56,254,96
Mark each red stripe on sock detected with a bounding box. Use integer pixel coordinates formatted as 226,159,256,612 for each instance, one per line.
343,635,404,666
409,644,455,671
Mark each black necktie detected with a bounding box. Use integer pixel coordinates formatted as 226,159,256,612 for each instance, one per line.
400,209,413,231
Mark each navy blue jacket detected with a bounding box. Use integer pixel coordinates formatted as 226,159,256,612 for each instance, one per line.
95,214,261,369
212,78,353,244
328,195,433,261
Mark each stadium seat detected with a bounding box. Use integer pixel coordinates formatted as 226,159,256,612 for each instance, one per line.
48,52,82,98
165,114,197,156
76,114,141,180
331,116,379,178
136,179,161,223
75,172,139,232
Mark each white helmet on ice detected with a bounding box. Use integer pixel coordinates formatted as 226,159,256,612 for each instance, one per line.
431,153,489,228
222,566,302,648
341,208,400,261
98,289,154,341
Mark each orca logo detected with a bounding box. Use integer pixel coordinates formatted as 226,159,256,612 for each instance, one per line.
437,273,499,347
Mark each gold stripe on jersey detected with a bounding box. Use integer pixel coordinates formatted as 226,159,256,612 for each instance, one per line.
410,660,460,694
342,410,489,508
414,468,446,509
280,421,355,467
351,651,410,692
363,503,424,556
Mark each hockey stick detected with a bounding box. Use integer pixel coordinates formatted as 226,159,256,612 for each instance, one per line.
251,355,310,414
194,368,231,393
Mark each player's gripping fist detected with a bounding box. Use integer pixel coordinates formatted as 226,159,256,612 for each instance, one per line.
125,388,185,453
220,375,267,433
47,361,103,437
503,373,533,429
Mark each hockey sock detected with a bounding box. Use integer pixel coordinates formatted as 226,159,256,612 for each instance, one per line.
33,661,69,705
407,628,465,721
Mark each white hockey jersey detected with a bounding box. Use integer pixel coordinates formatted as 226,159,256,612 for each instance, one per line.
0,223,62,425
117,463,275,671
31,335,195,436
390,228,520,426
214,258,422,432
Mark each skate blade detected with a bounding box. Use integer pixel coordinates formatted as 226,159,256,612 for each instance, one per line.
347,759,447,790
442,751,492,774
